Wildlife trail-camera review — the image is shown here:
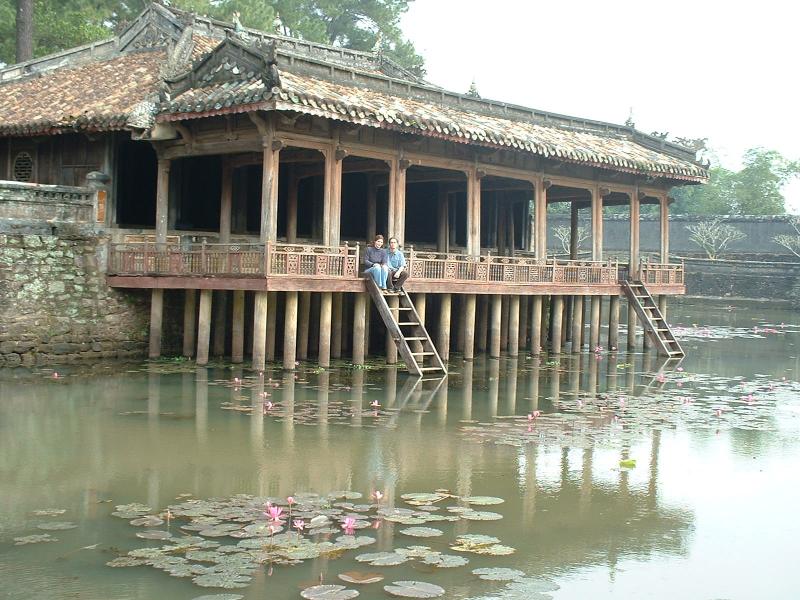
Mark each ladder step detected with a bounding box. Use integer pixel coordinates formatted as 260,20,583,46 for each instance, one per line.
419,367,444,372
411,351,435,356
389,306,413,311
398,322,420,326
404,336,428,341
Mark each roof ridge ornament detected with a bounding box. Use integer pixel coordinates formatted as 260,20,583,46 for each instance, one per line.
466,79,480,98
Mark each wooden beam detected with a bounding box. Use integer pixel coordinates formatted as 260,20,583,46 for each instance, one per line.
570,295,583,353
535,178,548,259
569,202,579,259
530,295,543,355
266,291,277,361
352,292,367,365
508,295,520,357
660,194,669,262
467,167,481,256
437,184,449,252
366,175,377,241
287,173,299,243
219,158,232,243
324,145,343,245
608,295,620,351
629,189,640,277
551,295,564,354
331,292,343,359
590,296,601,350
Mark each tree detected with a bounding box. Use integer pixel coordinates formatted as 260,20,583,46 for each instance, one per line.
671,147,800,215
686,218,746,259
0,0,425,76
15,0,33,62
552,224,589,256
773,216,800,258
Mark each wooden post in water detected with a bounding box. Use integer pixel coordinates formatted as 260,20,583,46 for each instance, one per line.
212,291,228,357
438,293,452,362
658,295,667,320
490,295,502,358
508,295,520,357
148,289,164,359
183,289,197,358
551,295,564,354
500,296,509,352
560,296,569,348
283,291,299,370
590,296,601,350
252,291,268,371
265,291,277,361
608,295,620,351
197,289,213,366
413,293,426,353
353,293,367,366
627,302,637,351
231,290,245,363
477,295,488,352
331,292,343,359
519,296,529,351
580,295,588,350
386,295,399,364
297,291,311,361
570,295,583,352
455,296,466,353
531,296,543,355
318,292,333,368
464,294,477,360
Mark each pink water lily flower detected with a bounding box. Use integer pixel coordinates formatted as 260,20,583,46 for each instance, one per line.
266,505,284,522
287,496,295,505
342,516,357,534
293,519,305,531
372,490,384,502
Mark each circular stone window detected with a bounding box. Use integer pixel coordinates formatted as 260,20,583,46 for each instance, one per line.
13,151,34,182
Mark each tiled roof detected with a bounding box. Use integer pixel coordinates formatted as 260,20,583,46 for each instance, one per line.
162,69,707,182
0,51,165,136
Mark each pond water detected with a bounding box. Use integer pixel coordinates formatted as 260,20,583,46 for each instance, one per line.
1,299,799,600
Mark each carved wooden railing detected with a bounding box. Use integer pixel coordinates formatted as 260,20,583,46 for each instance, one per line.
108,242,265,276
408,250,619,285
266,242,359,278
639,258,685,285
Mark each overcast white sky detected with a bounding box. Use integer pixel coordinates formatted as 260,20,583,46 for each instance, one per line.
401,0,800,211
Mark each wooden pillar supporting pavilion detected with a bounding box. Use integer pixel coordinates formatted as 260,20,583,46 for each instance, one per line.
196,289,212,366
386,295,399,364
413,293,426,353
570,295,583,353
519,296,529,351
287,173,299,243
388,158,407,245
627,302,637,351
266,291,277,361
437,185,449,252
331,292,343,359
508,295,520,357
438,293,452,362
477,295,488,352
252,291,268,371
630,189,641,279
551,295,564,354
212,291,227,357
366,176,378,242
324,143,343,246
318,292,333,368
148,157,171,358
590,296,601,350
297,291,311,361
608,295,620,351
490,295,502,358
660,194,670,263
500,296,509,351
531,296,543,355
592,186,604,261
148,290,164,359
463,294,477,360
658,295,668,320
283,291,299,370
352,293,367,366
535,179,549,259
182,289,197,358
231,290,245,363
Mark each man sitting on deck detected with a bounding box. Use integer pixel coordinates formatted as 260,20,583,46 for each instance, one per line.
363,234,389,289
387,237,409,291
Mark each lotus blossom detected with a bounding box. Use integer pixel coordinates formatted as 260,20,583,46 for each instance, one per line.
372,490,384,502
342,516,357,534
528,411,540,421
266,505,284,522
594,346,603,353
656,374,666,383
370,400,380,408
293,519,305,532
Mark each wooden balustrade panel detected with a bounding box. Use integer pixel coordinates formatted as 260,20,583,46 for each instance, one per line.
266,243,359,279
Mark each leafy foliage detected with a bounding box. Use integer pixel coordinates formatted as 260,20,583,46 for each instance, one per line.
0,0,424,76
671,148,800,215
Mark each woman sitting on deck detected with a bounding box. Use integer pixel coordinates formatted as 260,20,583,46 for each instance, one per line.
363,234,389,289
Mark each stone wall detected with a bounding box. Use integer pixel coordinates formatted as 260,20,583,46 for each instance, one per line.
0,232,151,366
683,257,800,305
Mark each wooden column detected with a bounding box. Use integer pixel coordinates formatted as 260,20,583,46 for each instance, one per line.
331,292,343,359
560,298,569,348
463,294,477,360
592,186,604,261
352,293,367,366
231,290,245,363
386,295,399,364
456,298,466,353
508,295,520,357
196,289,212,366
265,291,277,361
608,295,620,351
212,291,228,357
629,189,641,278
366,176,377,241
590,296,601,350
551,295,564,354
148,290,164,359
531,296,543,355
570,295,583,352
182,289,197,358
413,293,427,353
535,179,549,259
490,295,502,358
324,147,343,245
500,296,509,350
287,173,299,243
627,302,637,351
569,202,579,259
437,184,449,252
252,291,268,371
438,293,452,362
259,130,280,244
297,291,311,360
658,295,668,320
467,168,482,256
660,194,669,263
388,158,407,244
580,296,588,349
477,295,488,352
212,162,233,359
283,291,299,370
519,296,529,351
318,292,333,368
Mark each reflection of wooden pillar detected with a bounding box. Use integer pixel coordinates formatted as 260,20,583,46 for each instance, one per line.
463,294,476,360
183,289,197,358
608,295,620,351
197,289,212,366
231,290,245,363
570,295,583,352
386,295,399,364
490,295,502,358
331,292,343,359
287,173,299,243
590,296,601,350
508,295,520,356
148,289,164,358
627,302,637,351
437,184,449,252
551,295,564,354
519,296,529,351
438,293,451,362
265,291,277,361
531,296,543,355
252,291,268,371
283,291,299,370
660,195,669,263
297,291,311,360
353,293,367,365
318,292,332,368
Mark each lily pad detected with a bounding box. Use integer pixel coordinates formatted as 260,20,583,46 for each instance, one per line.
14,534,58,545
32,509,67,516
300,584,359,599
460,510,503,521
400,493,447,505
338,571,384,584
619,459,637,469
399,527,443,538
191,595,245,600
421,554,469,568
36,521,77,531
462,496,505,506
472,567,526,581
106,556,148,567
384,581,446,598
192,572,252,589
130,515,164,527
136,530,173,540
355,551,409,566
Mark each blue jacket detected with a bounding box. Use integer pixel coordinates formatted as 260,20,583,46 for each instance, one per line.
363,245,387,268
387,249,406,271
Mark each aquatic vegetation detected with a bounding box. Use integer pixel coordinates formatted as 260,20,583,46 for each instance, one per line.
383,580,446,598
337,571,384,584
36,521,77,531
472,567,526,581
300,584,359,599
14,534,58,545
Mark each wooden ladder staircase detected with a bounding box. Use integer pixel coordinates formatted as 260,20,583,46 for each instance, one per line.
622,280,685,358
364,279,447,377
